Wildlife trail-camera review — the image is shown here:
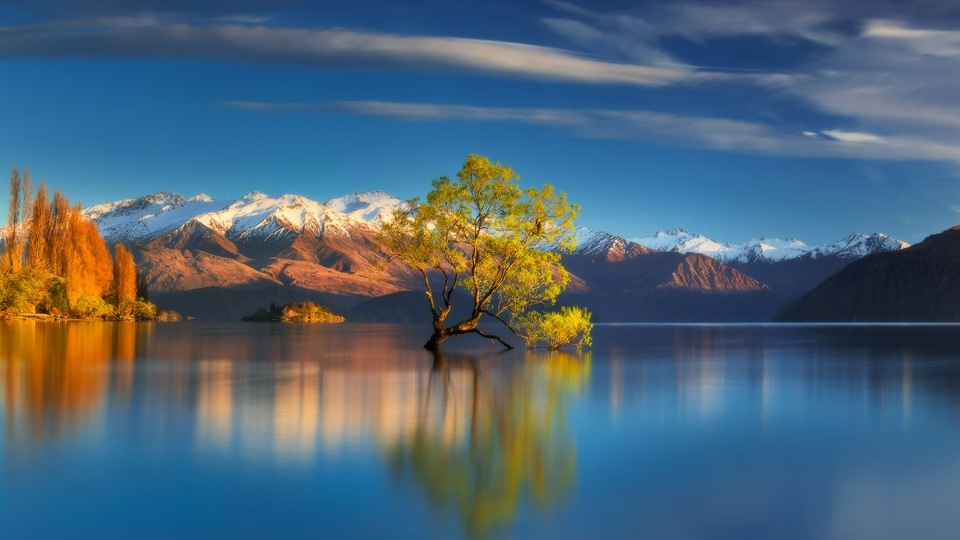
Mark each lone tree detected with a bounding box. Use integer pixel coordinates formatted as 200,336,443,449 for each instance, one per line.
379,154,592,351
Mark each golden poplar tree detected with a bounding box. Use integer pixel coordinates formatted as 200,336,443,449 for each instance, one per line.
113,244,137,306
4,166,32,272
26,182,53,273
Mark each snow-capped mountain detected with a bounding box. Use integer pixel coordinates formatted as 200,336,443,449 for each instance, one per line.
571,227,649,261
84,190,404,245
625,228,909,263
67,189,913,321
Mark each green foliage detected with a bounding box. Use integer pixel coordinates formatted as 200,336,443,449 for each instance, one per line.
279,300,345,323
0,268,47,316
243,300,344,323
378,153,587,350
117,298,160,321
516,306,594,350
72,295,116,319
41,275,69,314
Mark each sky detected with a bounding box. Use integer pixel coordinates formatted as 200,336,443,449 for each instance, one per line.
2,0,960,245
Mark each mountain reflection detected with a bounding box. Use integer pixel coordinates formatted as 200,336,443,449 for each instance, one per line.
389,350,591,537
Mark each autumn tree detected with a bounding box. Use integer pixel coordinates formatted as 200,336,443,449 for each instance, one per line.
113,243,137,306
3,173,148,317
378,154,592,351
25,182,52,272
4,166,32,272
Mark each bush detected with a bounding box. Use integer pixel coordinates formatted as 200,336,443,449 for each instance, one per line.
41,275,69,314
0,269,48,316
72,295,116,319
517,306,593,350
117,298,160,321
279,301,345,323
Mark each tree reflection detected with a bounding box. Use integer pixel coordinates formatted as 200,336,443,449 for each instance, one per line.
390,349,591,537
0,321,149,441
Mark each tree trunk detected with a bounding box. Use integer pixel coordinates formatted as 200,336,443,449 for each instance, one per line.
424,329,449,351
424,313,481,350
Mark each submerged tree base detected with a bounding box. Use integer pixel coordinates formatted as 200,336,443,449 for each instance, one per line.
423,324,515,351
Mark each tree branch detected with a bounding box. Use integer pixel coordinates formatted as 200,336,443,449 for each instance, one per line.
419,268,439,317
471,328,514,350
480,309,522,338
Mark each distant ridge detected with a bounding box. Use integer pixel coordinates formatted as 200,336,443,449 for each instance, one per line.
777,226,960,322
625,227,909,263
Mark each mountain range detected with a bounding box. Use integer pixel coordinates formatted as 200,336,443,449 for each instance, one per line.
777,226,960,322
68,190,910,322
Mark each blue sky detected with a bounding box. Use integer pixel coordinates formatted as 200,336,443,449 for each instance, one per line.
2,0,960,244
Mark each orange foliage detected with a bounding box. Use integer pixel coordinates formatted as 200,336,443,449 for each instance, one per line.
5,170,149,314
25,182,52,272
113,243,138,305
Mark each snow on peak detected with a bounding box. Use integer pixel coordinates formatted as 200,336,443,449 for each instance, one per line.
810,232,910,258
242,191,269,201
569,226,648,260
633,228,729,259
629,228,904,263
325,190,404,223
84,191,222,242
139,191,185,205
87,189,408,244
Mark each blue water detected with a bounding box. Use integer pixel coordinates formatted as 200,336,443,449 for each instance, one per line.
3,322,960,539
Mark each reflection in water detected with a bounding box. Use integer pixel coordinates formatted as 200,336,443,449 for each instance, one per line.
390,351,591,537
1,321,149,442
0,322,590,536
6,322,960,538
597,324,958,427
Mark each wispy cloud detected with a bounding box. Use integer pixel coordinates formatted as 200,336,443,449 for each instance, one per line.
540,2,960,162
781,18,960,140
0,18,705,86
227,100,960,161
863,19,960,57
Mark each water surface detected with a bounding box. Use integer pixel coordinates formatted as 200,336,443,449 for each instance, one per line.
3,322,960,539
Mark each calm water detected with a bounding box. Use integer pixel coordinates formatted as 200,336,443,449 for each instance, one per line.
3,322,960,539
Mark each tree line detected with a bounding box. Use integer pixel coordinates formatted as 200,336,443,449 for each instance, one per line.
1,166,156,319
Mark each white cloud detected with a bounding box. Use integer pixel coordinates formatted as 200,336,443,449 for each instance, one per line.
864,20,960,57
0,19,703,86
821,130,884,143
778,18,960,147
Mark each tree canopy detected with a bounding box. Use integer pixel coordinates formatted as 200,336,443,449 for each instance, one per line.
378,154,592,350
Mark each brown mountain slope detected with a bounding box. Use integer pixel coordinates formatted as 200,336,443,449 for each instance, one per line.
560,251,780,322
134,220,421,319
777,226,960,321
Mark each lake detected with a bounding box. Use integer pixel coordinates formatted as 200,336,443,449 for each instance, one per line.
3,321,960,539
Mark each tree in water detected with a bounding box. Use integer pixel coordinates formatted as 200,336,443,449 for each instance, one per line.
379,154,591,350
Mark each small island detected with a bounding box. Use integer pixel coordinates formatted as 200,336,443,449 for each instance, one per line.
243,300,345,323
